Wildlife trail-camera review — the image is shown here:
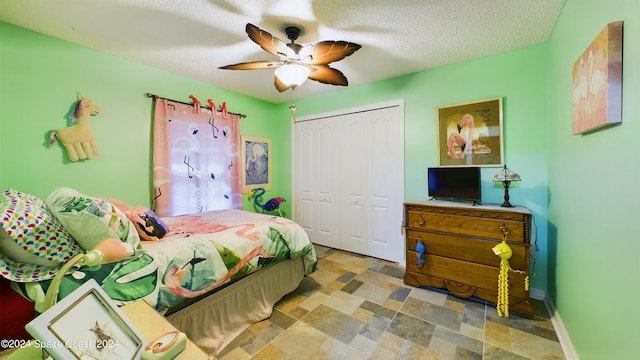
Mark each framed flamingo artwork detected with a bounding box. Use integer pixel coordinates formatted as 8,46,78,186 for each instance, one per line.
241,135,272,193
437,97,504,167
571,21,623,135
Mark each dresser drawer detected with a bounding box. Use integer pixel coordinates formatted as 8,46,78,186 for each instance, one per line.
406,229,528,270
406,251,529,299
406,209,527,243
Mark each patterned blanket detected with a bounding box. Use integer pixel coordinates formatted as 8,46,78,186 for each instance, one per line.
21,210,317,313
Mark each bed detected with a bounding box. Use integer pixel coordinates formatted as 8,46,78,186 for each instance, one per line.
0,188,317,355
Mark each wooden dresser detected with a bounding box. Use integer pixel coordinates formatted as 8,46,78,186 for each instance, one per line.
403,200,534,318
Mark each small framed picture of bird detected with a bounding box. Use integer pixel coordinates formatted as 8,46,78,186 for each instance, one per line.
241,135,272,193
436,97,504,167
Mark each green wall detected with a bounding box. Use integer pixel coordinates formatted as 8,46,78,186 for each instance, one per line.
546,0,639,358
0,21,292,214
2,0,639,356
293,46,550,291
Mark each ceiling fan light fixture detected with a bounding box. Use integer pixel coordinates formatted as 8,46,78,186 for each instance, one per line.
220,23,360,92
275,64,311,89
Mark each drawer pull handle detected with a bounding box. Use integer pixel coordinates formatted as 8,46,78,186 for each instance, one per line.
416,240,426,268
417,215,425,225
499,224,509,239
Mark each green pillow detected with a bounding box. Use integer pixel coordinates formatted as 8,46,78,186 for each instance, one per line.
45,188,141,252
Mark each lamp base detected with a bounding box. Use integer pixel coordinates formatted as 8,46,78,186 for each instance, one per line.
500,181,514,208
500,200,514,208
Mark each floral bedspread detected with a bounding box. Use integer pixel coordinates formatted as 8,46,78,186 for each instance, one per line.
22,210,317,313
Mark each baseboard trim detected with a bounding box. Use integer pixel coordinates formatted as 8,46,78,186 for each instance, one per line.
531,288,579,360
530,288,546,300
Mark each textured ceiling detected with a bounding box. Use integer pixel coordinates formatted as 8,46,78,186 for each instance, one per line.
0,0,566,103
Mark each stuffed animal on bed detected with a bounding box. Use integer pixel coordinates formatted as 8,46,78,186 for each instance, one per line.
99,197,169,242
124,205,170,241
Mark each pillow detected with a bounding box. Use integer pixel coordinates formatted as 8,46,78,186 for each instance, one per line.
101,197,134,212
45,187,141,252
124,205,169,241
0,189,81,282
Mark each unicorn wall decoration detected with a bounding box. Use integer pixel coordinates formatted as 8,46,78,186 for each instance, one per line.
49,92,102,161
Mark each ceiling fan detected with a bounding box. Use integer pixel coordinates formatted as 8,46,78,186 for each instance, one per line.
219,23,361,92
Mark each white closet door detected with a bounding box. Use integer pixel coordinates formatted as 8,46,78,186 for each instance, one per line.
340,107,404,263
294,120,341,249
293,101,404,264
341,118,369,256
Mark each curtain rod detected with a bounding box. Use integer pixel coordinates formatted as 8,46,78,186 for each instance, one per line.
145,93,246,118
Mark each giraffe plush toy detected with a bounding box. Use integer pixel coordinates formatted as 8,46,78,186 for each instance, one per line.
50,92,102,161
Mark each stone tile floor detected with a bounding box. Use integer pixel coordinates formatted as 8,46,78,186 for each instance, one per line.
218,245,565,359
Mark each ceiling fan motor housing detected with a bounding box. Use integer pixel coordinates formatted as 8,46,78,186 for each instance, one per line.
283,25,304,54
284,25,302,42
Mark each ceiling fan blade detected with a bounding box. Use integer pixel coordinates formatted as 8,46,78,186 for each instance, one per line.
218,61,281,70
307,65,349,86
296,44,314,62
274,76,291,92
246,23,290,59
309,41,361,65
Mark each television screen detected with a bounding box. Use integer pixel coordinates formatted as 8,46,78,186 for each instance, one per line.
428,167,481,202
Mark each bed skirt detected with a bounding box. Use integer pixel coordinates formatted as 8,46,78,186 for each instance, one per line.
165,256,305,355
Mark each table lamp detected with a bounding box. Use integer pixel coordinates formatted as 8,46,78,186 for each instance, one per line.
42,238,135,312
493,165,521,207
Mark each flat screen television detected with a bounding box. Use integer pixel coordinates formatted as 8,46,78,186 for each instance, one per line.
428,167,481,203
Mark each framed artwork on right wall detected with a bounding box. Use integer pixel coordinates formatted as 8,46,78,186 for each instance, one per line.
571,21,623,135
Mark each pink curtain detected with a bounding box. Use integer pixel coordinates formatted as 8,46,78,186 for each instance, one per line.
152,98,242,217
